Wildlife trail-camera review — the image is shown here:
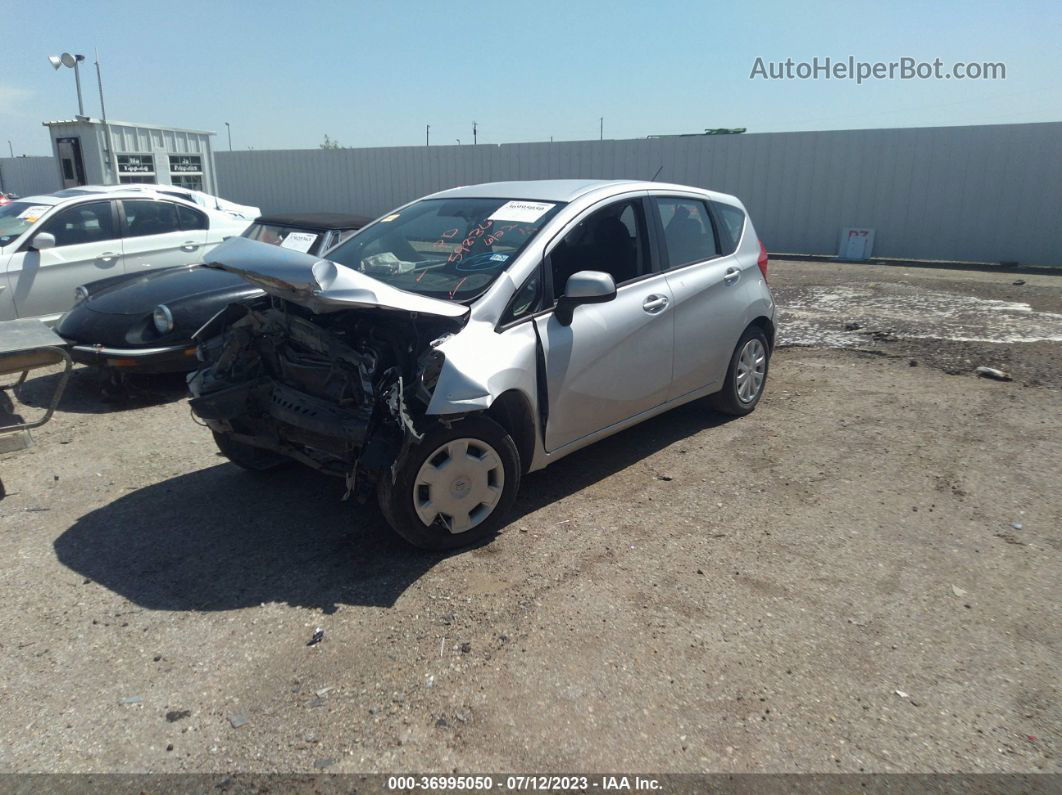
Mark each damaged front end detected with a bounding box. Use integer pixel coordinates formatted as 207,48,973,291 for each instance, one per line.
188,239,467,501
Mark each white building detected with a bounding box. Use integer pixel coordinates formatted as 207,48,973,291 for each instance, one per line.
43,118,219,194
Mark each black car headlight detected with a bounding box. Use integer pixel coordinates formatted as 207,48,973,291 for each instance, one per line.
152,304,174,335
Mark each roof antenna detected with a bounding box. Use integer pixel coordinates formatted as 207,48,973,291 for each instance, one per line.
650,165,663,181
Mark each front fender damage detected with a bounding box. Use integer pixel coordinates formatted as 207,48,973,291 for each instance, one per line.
188,297,460,501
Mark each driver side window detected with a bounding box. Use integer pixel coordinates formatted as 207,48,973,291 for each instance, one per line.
549,199,648,300
38,201,118,247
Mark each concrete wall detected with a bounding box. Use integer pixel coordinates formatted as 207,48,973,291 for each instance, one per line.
215,122,1062,265
0,157,60,197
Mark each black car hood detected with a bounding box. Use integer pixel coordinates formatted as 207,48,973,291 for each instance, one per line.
84,265,261,315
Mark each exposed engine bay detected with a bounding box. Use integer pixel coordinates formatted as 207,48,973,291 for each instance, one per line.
188,295,461,501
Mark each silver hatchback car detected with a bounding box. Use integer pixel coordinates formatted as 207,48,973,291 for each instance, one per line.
189,180,775,548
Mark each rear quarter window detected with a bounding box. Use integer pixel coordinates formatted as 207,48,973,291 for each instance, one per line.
712,202,746,255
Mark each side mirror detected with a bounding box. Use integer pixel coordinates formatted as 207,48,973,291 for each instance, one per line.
32,231,56,251
556,270,617,326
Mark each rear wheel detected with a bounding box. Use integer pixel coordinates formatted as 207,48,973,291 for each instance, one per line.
708,326,770,416
378,416,520,550
212,430,289,471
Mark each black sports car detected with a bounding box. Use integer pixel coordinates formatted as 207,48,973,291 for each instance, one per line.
56,212,371,373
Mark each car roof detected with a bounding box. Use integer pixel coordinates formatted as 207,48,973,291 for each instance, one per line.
255,212,374,230
24,187,200,205
10,194,64,206
425,178,721,203
428,179,639,203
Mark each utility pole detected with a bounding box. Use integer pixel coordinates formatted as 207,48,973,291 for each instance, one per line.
73,58,85,116
94,50,118,183
225,122,232,151
473,121,477,145
426,124,430,146
600,117,603,140
7,141,12,158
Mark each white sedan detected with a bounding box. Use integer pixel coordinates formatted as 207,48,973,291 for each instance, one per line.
0,189,256,324
71,183,260,221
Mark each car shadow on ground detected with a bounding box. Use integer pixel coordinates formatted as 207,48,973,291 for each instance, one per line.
54,400,734,614
16,367,189,415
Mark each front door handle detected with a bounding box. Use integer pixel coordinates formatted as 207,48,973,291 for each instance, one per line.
98,252,119,264
642,294,669,314
724,267,741,284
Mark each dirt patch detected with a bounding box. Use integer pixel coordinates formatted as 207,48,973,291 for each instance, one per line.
0,260,1058,773
772,259,1062,387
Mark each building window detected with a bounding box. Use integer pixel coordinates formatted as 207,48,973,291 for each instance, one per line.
170,174,204,191
117,154,155,184
169,155,203,191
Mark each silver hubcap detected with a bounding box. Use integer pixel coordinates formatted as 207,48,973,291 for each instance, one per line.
413,438,505,534
735,338,766,403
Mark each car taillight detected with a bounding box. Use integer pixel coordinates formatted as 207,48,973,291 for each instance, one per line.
757,240,769,280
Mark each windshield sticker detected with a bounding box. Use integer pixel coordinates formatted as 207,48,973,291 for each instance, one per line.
279,231,318,253
488,201,555,224
18,205,52,222
379,213,400,223
490,253,510,262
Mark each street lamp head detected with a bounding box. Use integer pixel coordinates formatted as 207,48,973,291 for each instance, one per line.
50,53,86,69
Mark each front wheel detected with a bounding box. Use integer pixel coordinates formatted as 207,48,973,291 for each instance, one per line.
378,416,521,550
708,326,770,416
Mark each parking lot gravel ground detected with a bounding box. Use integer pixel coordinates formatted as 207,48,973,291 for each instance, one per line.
0,259,1058,774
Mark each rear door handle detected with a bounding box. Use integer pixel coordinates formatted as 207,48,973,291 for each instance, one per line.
642,294,669,314
181,241,199,252
724,267,741,284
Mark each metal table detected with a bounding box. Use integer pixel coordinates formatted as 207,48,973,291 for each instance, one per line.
0,319,73,499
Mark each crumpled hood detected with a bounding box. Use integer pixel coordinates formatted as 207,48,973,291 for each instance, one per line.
202,237,469,320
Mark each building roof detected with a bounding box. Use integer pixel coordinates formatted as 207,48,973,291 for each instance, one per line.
42,118,215,135
256,212,375,230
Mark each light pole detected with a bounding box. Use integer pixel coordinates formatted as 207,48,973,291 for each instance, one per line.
225,122,232,151
48,53,86,116
7,141,12,158
600,117,603,140
426,124,430,146
93,49,118,184
473,121,477,145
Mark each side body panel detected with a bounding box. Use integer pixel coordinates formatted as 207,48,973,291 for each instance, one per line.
533,273,674,452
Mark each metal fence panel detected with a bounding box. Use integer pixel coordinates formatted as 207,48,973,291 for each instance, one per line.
0,157,60,197
183,122,1062,266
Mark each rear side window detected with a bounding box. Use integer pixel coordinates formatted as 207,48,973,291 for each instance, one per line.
653,198,718,268
712,202,746,255
122,200,181,237
177,204,208,231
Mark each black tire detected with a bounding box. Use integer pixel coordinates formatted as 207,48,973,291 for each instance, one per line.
708,325,770,416
212,430,289,471
378,416,521,550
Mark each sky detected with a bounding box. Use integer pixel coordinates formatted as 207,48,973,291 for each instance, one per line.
2,0,1060,155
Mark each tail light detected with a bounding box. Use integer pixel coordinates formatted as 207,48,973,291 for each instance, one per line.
757,240,769,280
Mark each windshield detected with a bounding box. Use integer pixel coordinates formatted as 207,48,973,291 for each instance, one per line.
0,202,51,247
326,197,564,301
243,222,324,254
